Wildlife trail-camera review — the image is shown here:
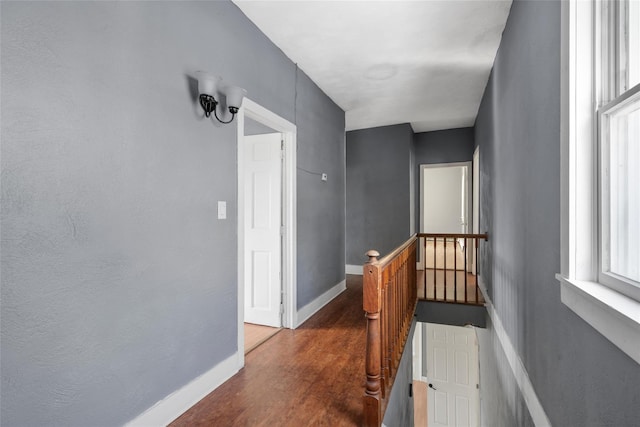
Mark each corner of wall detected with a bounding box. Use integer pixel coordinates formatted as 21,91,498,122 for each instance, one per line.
345,264,363,275
124,352,240,427
295,279,347,327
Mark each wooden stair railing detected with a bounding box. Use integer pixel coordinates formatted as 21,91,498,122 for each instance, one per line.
363,235,417,427
417,233,488,305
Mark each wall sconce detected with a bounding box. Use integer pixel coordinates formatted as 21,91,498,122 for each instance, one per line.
195,71,247,124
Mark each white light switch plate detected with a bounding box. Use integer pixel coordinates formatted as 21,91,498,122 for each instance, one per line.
218,201,226,219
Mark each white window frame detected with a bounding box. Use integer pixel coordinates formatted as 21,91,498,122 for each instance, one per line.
558,0,640,365
598,85,640,299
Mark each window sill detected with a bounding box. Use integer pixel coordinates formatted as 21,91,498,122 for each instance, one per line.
556,274,640,364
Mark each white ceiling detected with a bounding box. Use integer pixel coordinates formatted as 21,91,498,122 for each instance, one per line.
233,0,512,133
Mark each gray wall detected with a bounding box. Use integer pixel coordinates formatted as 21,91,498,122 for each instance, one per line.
413,127,474,233
245,116,277,136
295,70,346,308
346,124,413,264
475,1,640,426
477,319,532,427
414,127,475,166
0,1,344,425
382,320,415,427
415,301,486,328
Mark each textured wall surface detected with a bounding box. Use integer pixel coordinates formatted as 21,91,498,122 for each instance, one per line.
414,127,475,166
476,318,532,427
0,1,344,425
415,301,486,328
382,320,415,427
295,70,346,308
475,0,640,425
345,124,413,264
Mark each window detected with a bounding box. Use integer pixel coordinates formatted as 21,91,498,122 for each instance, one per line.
599,88,640,299
598,0,640,301
558,0,640,364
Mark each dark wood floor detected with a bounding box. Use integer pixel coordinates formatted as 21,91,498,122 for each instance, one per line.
170,275,366,427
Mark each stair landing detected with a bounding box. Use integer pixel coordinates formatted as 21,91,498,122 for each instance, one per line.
417,269,485,305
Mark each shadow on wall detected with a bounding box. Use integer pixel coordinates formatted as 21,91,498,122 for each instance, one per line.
477,317,534,427
491,251,526,351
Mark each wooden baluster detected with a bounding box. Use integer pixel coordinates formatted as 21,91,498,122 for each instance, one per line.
384,271,391,393
390,272,395,383
380,285,387,399
382,272,389,397
410,244,415,303
363,250,382,427
383,272,389,390
394,264,398,369
432,238,436,300
464,238,468,303
475,239,479,303
454,237,458,303
423,237,427,299
405,254,409,330
443,238,447,301
398,262,401,362
412,242,417,305
392,269,397,369
397,267,402,366
362,236,421,425
398,261,401,359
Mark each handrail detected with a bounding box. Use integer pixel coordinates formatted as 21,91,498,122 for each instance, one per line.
417,232,488,304
418,232,488,240
376,234,418,266
363,234,417,427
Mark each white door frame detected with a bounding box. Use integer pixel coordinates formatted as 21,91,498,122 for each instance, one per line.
419,162,472,269
419,162,472,234
472,147,480,274
237,98,297,369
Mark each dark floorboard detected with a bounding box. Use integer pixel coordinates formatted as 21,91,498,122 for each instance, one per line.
170,275,366,427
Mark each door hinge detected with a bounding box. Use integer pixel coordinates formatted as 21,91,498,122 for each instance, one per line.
280,291,285,314
476,384,480,389
409,383,413,397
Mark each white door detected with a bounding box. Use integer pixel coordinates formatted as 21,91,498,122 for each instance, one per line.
426,323,479,427
244,133,282,327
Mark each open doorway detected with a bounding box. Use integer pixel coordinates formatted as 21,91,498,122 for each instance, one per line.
237,99,297,366
420,162,471,234
419,162,472,270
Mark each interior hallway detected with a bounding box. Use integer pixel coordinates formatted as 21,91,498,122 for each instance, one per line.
171,275,366,426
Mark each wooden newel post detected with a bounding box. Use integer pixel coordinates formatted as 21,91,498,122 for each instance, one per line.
363,250,382,427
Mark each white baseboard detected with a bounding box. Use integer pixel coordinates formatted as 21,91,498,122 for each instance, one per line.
296,279,347,327
125,352,239,427
345,264,363,275
478,278,551,427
